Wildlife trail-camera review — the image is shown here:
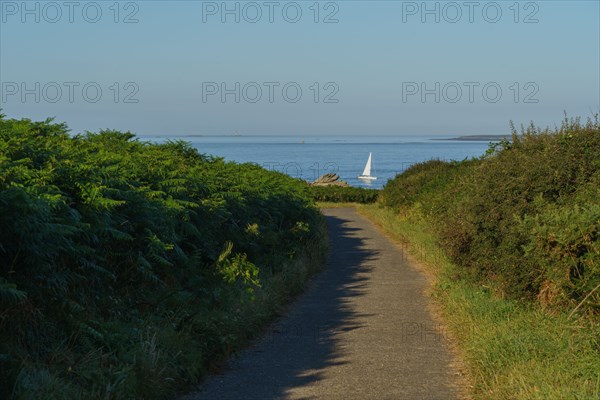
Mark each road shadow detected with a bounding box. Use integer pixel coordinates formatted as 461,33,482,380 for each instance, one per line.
184,210,379,400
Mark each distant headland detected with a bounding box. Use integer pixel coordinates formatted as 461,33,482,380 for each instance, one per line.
432,134,512,141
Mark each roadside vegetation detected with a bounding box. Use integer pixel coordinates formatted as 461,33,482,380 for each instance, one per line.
308,185,379,204
358,115,599,399
3,112,598,399
381,116,600,313
0,114,327,399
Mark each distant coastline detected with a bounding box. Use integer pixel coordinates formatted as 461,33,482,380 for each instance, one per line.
432,135,512,141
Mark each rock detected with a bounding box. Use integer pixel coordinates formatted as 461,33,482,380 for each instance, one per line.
310,173,350,187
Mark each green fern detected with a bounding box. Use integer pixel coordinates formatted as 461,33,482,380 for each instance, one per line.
0,279,27,303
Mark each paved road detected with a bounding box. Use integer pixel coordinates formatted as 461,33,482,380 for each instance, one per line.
184,208,460,400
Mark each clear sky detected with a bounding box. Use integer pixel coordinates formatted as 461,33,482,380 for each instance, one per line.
1,0,599,135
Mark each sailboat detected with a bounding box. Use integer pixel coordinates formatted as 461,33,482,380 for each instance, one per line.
358,152,377,180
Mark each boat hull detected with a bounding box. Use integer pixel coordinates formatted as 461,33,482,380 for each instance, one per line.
357,175,377,180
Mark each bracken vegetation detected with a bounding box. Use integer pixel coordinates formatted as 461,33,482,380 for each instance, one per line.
0,114,326,399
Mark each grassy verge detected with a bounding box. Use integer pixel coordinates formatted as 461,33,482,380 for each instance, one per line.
316,201,360,208
356,204,600,400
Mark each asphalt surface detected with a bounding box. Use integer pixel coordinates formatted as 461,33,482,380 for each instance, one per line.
183,207,460,400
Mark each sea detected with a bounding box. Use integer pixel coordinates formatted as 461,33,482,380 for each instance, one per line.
138,135,492,190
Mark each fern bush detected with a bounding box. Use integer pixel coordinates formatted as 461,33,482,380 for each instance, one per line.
0,114,325,399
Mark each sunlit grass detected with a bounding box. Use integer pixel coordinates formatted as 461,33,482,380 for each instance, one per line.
357,204,600,400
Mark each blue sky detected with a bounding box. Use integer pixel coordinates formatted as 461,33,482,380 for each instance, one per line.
1,0,599,135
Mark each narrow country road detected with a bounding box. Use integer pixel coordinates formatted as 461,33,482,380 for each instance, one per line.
184,207,461,400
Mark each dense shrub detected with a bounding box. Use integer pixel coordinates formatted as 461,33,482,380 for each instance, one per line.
382,116,600,314
309,185,379,203
0,115,325,399
380,158,480,216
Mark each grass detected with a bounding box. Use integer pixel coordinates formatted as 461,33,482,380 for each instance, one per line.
355,203,600,400
316,201,359,208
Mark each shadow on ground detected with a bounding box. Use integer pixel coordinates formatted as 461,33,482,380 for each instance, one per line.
183,212,378,400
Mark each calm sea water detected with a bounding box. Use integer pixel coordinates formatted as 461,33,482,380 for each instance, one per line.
139,135,492,189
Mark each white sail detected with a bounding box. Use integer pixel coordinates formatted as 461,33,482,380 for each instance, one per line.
362,153,372,176
358,152,377,180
